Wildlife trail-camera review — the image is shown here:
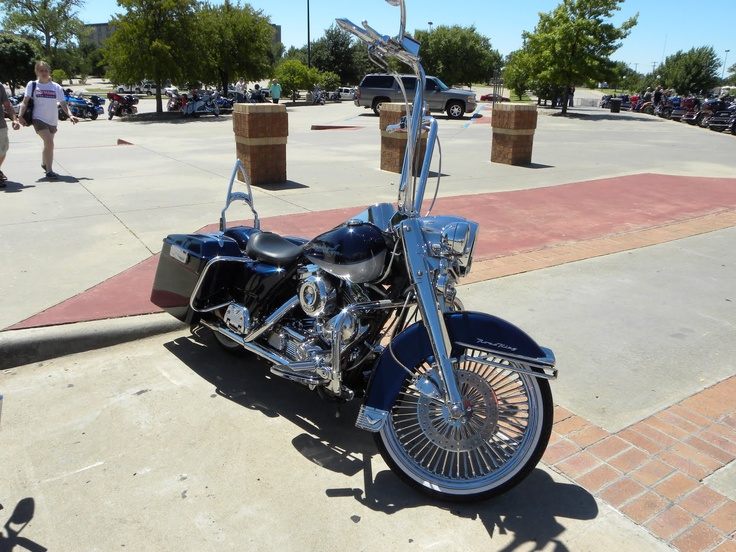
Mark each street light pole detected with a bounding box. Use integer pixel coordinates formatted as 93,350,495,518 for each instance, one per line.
721,49,730,96
307,0,311,68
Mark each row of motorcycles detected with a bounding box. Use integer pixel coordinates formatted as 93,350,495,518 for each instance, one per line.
3,89,105,121
166,89,232,117
601,93,736,134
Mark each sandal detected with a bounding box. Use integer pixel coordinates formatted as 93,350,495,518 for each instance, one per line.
0,170,7,182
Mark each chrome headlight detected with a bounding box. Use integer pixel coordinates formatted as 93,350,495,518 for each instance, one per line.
420,217,479,277
445,221,478,276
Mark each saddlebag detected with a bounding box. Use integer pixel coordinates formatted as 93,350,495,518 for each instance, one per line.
150,232,245,323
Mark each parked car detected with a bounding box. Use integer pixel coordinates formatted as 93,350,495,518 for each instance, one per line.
338,87,357,99
116,83,144,94
354,74,477,118
480,93,509,102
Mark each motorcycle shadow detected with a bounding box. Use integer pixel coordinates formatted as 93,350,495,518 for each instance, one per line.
164,331,376,470
165,331,598,547
353,467,599,549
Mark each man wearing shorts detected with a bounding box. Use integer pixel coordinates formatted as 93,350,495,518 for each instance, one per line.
0,83,21,186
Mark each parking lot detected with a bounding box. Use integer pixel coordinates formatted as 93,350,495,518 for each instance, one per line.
1,98,735,551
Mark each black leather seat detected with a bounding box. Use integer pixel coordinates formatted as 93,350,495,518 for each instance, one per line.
245,231,304,266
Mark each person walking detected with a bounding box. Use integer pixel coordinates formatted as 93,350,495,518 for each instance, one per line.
269,79,282,104
235,77,245,103
18,60,78,180
0,83,21,187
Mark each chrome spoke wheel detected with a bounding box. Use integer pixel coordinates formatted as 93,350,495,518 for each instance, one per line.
376,346,552,501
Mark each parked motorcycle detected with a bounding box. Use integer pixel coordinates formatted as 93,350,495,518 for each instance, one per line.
706,106,736,133
654,97,678,119
312,86,326,105
674,97,700,122
248,85,267,103
63,89,104,120
213,92,234,113
684,98,730,127
167,90,183,112
151,0,557,502
181,90,220,117
106,92,139,119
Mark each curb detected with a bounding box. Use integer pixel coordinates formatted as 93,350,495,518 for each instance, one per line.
0,314,187,370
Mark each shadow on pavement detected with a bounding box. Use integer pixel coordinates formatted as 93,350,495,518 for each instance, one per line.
255,180,309,191
0,181,36,193
0,497,47,552
164,331,599,548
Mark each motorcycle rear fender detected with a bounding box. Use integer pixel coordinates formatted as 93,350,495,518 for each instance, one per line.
357,311,555,431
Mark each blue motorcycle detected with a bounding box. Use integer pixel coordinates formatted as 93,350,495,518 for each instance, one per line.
62,89,105,120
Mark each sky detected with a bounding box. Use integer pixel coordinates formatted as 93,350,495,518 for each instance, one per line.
77,0,733,78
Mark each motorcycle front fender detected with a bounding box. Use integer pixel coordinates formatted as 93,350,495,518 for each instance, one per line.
358,311,555,428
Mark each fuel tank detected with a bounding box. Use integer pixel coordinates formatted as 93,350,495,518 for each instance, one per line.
304,219,390,283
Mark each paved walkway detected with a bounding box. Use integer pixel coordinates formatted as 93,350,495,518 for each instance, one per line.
5,170,735,551
9,173,736,329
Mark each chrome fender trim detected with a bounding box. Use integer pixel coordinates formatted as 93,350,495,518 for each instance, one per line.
358,311,556,425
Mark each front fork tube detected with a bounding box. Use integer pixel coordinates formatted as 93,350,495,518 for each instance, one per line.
400,218,466,418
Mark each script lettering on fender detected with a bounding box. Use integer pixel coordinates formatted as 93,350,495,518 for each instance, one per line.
475,338,518,352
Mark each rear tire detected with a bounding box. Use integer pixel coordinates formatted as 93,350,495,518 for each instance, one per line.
374,343,553,502
212,328,247,356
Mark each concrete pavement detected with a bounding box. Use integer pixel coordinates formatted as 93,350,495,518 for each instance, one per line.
1,97,735,550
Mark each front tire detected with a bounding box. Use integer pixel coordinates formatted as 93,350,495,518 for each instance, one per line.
446,101,466,119
372,97,389,116
374,344,553,502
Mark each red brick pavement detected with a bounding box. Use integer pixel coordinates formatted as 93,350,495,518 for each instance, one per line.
545,376,736,552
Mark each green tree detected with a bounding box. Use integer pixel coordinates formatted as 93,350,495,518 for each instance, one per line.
504,49,532,100
412,26,502,87
657,47,721,95
726,63,736,85
274,58,311,102
197,1,274,95
524,0,638,113
0,33,39,94
283,45,308,66
317,70,341,91
1,0,85,62
103,0,200,113
310,24,357,85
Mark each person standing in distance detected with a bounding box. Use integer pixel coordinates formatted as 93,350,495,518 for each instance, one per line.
0,83,21,186
18,60,78,180
269,79,282,104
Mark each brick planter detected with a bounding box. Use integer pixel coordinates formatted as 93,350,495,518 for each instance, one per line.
491,103,538,166
379,103,427,173
232,103,288,185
